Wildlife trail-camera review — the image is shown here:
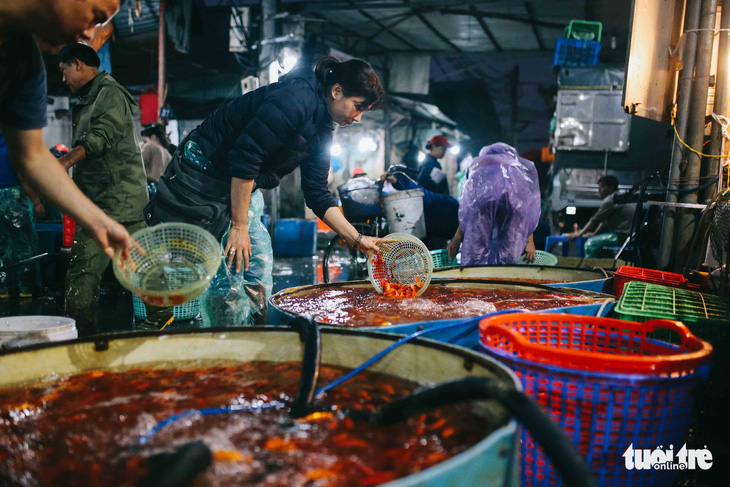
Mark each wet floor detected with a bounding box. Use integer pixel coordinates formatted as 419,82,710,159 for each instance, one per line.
0,250,366,339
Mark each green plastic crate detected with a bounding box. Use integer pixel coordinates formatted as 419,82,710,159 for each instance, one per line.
615,281,730,324
430,249,458,268
616,281,730,444
518,250,558,266
564,20,602,42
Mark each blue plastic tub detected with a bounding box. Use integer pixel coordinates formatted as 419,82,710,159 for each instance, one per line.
374,302,615,350
274,219,317,257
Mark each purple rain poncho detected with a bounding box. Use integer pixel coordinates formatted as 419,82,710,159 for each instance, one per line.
458,143,540,265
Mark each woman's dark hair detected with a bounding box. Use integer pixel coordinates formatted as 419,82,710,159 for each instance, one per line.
314,56,385,110
58,43,101,68
141,123,171,152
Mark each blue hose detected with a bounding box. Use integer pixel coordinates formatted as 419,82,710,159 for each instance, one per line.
138,402,285,445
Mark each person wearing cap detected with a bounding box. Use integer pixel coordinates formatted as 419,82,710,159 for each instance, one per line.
417,135,451,195
351,166,366,178
57,42,148,335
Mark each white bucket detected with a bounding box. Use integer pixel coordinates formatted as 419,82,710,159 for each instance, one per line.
0,316,77,349
383,189,426,238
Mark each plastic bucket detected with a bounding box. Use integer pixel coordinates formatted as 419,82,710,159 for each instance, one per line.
0,316,77,349
383,189,426,238
338,181,381,220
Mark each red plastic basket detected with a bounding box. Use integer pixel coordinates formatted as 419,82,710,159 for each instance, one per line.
479,313,712,487
612,265,688,297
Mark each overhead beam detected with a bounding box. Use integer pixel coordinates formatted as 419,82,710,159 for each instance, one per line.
440,8,565,29
301,0,500,11
310,12,391,52
524,2,547,51
404,0,462,52
469,5,502,52
348,0,420,50
365,11,417,41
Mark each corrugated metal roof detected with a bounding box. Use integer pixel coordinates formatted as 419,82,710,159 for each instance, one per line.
113,0,161,40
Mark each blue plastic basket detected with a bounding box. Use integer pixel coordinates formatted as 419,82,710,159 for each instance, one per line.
480,314,712,487
132,294,201,321
553,37,601,67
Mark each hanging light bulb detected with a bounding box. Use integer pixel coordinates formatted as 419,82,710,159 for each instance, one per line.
330,143,342,156
418,151,426,162
358,137,377,152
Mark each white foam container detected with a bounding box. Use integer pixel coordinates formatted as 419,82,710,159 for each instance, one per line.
0,316,77,349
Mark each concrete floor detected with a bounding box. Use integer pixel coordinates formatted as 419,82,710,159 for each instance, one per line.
0,250,364,339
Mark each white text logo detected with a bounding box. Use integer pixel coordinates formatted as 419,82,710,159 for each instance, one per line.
623,443,713,471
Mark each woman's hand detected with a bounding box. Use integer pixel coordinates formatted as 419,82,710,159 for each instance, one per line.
447,224,464,261
225,225,252,273
356,235,389,253
523,239,537,262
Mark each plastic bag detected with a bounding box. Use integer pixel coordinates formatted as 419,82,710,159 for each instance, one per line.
458,143,540,265
583,232,619,258
200,190,273,327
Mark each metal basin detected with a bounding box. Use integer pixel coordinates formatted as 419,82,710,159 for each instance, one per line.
269,279,615,347
0,327,520,487
432,265,612,293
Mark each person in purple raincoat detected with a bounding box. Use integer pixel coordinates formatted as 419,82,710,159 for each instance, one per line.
447,143,540,265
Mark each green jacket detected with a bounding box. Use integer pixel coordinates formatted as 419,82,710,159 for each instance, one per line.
71,73,148,223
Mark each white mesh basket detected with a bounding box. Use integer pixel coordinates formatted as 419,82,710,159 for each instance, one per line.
113,223,222,307
367,232,433,295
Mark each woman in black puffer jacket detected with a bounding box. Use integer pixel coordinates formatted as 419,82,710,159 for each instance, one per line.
146,56,385,271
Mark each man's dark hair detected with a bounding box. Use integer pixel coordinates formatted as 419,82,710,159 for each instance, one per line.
58,43,101,69
598,175,619,190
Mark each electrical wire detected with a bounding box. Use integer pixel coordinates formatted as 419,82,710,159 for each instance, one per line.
673,124,728,158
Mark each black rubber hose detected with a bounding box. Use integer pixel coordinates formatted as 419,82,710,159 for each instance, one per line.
368,377,599,487
322,234,341,284
289,315,321,418
138,441,212,487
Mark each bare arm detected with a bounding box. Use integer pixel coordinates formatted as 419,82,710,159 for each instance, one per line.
321,206,381,252
2,125,136,258
225,177,255,272
448,224,464,261
57,145,87,170
523,234,536,261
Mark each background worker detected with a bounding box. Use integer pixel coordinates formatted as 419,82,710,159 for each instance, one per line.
447,143,540,265
140,123,173,196
0,0,136,261
57,43,148,334
417,135,451,195
568,175,636,258
146,56,386,327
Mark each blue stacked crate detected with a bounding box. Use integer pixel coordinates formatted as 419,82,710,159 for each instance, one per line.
274,219,317,257
554,20,602,67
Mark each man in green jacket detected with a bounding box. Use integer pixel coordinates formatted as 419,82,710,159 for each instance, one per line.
58,43,148,334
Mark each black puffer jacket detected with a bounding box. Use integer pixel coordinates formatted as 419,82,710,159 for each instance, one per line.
189,66,336,218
